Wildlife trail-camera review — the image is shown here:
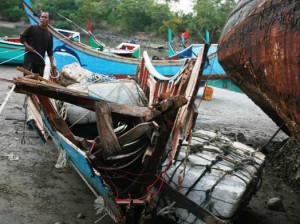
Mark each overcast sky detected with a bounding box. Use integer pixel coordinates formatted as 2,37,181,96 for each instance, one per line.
170,0,194,13
156,0,195,14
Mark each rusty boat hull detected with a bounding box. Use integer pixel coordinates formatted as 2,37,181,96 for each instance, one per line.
218,0,300,142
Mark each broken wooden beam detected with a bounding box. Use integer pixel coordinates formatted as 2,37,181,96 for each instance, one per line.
95,102,121,156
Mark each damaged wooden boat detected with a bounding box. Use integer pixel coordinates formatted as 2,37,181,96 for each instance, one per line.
218,0,300,142
1,45,265,223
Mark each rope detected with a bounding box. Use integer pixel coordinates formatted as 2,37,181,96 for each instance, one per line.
259,122,285,152
184,157,221,196
21,96,28,145
68,110,91,129
94,212,108,224
0,84,16,115
0,52,26,65
32,50,46,64
0,50,46,66
49,67,60,79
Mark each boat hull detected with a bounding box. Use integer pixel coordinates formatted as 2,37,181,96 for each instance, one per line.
37,101,122,222
0,39,24,65
218,0,300,141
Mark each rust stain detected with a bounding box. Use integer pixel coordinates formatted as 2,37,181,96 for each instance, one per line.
218,0,300,142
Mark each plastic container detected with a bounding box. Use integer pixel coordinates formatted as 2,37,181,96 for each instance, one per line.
202,86,214,101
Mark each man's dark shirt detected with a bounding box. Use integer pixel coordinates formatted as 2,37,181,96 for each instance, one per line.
20,25,53,65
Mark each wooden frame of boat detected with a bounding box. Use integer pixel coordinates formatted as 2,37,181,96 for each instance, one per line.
1,37,266,223
2,45,210,223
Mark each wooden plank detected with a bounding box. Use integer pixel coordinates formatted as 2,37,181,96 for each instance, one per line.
12,76,153,117
37,95,77,145
157,181,226,224
118,122,156,146
16,67,61,86
95,102,121,156
27,96,48,142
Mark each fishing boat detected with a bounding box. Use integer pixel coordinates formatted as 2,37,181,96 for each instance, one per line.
59,13,141,59
0,29,79,65
0,37,24,65
168,28,241,92
22,0,183,76
218,0,300,142
0,42,265,223
103,42,140,59
167,28,225,76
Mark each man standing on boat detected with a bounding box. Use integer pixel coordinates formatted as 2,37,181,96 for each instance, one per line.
20,11,56,77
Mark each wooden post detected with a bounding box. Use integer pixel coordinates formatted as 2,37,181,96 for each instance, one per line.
95,101,121,156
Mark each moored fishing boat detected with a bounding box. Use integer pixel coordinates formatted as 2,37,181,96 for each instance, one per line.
0,29,80,65
0,37,24,65
168,28,226,77
168,28,241,92
22,0,184,76
218,0,300,142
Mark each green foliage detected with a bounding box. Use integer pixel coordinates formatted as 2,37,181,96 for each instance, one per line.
1,0,236,40
112,0,151,33
159,17,183,36
0,0,23,22
192,0,236,42
2,7,23,22
0,0,21,13
75,0,119,29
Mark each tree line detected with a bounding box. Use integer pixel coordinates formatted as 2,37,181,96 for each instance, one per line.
0,0,236,42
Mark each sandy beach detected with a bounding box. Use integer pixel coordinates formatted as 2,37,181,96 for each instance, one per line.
0,65,299,224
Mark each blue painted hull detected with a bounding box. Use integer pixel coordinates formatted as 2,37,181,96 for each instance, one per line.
168,42,226,76
0,38,24,65
167,28,226,76
39,108,122,221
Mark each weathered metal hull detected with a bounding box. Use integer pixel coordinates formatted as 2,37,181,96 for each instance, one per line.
218,0,300,142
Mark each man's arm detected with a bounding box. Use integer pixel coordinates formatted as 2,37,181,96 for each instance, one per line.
20,26,36,52
49,56,57,71
22,41,35,53
47,33,56,70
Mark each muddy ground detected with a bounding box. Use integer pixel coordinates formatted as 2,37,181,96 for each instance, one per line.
0,65,299,224
0,65,112,224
